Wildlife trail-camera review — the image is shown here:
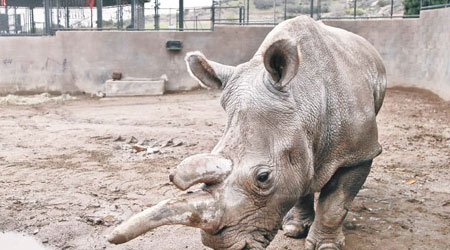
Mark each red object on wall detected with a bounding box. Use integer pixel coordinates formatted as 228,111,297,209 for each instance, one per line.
1,0,6,7
86,0,95,9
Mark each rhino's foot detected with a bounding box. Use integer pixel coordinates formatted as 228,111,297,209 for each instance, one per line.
304,226,345,250
304,240,344,250
282,196,315,239
282,216,314,238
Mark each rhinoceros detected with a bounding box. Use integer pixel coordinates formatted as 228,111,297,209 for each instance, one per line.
108,15,386,250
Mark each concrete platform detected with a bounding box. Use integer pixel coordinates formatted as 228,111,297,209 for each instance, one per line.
104,75,167,97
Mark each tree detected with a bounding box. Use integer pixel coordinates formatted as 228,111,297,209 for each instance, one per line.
404,0,449,15
403,0,421,15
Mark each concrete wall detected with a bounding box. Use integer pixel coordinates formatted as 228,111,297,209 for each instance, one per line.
323,8,450,100
0,26,272,94
0,8,448,100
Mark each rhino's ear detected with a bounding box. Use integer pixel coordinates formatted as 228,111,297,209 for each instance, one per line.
185,51,236,89
263,39,301,90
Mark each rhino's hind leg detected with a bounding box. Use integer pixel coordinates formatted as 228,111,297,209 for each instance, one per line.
282,193,315,238
305,161,372,250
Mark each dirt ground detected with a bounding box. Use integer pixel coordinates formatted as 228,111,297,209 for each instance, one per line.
0,87,449,250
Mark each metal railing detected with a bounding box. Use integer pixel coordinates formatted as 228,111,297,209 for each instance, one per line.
421,0,450,9
1,0,448,36
0,6,46,35
140,7,215,31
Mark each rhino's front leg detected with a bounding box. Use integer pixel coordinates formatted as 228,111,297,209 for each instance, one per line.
305,161,372,250
282,193,315,238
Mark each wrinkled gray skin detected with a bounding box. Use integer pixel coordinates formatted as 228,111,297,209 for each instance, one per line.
108,16,386,250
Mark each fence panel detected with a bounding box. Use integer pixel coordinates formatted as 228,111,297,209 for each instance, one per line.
0,6,45,35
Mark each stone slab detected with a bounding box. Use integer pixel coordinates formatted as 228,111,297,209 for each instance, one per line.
104,78,165,97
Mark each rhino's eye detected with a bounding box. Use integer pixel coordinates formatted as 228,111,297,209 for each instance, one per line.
253,167,274,195
253,167,273,192
257,172,270,183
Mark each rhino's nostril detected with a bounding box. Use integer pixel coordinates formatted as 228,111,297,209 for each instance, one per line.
213,225,228,235
169,174,174,182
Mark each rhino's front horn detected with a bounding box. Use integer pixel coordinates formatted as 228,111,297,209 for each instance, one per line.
108,191,219,244
169,153,232,191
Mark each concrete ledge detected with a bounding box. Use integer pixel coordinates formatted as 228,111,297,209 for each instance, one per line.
104,76,166,97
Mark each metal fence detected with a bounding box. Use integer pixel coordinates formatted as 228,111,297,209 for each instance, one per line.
0,0,448,36
421,0,450,10
0,6,45,35
142,7,216,30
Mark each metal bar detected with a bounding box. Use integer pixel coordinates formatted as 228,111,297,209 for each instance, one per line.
51,28,213,31
317,0,321,19
390,0,393,18
97,0,103,29
211,6,241,9
284,0,287,20
155,0,160,30
5,5,8,34
319,15,419,19
353,0,357,18
179,0,183,31
214,19,242,21
116,0,120,29
421,3,450,9
13,6,17,34
239,6,243,24
0,33,45,36
209,22,278,25
186,18,219,21
131,0,136,29
246,0,249,24
57,0,60,27
310,0,314,18
119,2,123,29
230,21,278,25
44,0,51,35
65,0,70,28
31,7,35,33
211,1,214,30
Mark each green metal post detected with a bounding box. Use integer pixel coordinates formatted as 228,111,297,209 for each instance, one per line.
97,0,103,29
179,0,183,31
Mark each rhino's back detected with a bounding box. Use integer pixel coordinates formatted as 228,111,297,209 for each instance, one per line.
257,16,387,191
256,16,386,115
318,21,387,115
